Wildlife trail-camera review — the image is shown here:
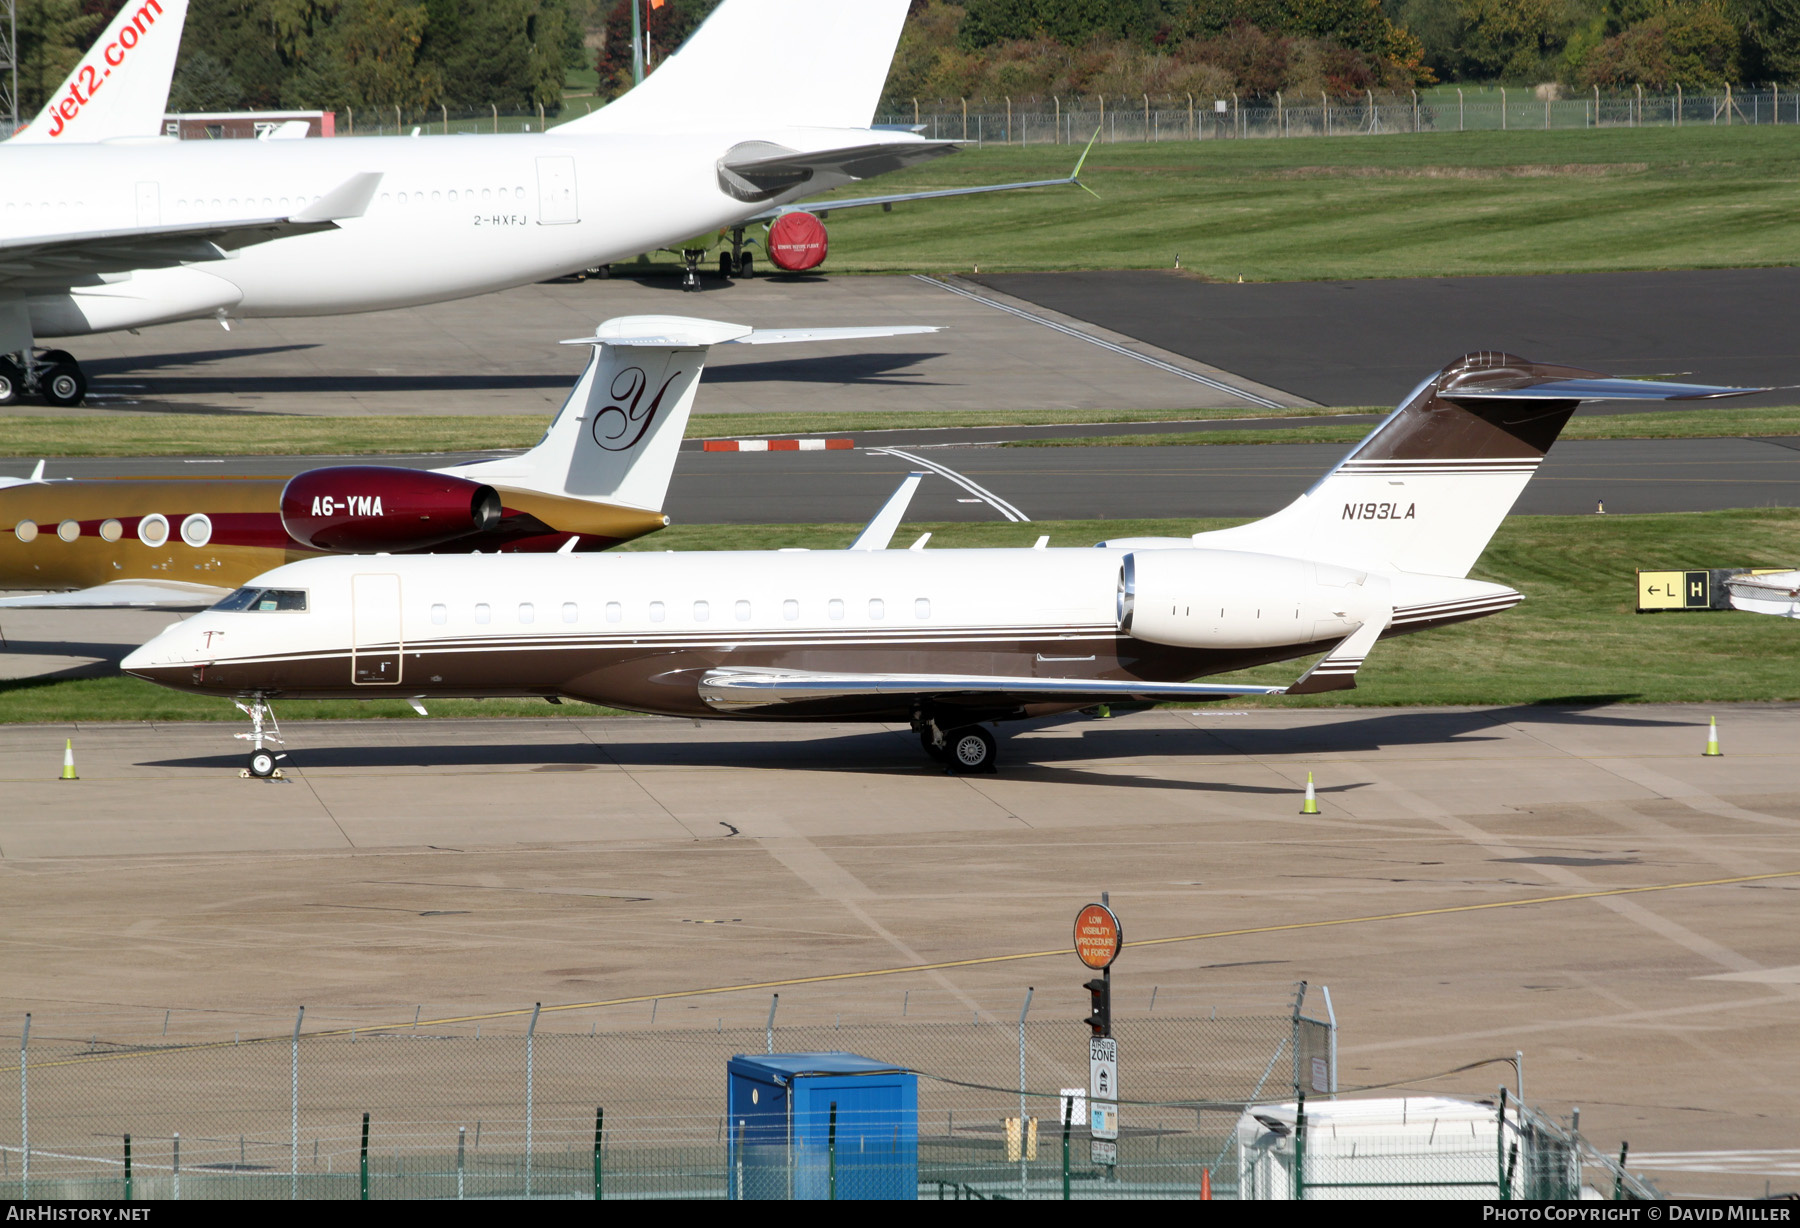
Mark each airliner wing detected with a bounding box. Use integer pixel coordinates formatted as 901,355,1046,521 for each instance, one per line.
0,580,229,609
743,129,1098,220
718,140,958,204
0,173,382,289
698,667,1283,712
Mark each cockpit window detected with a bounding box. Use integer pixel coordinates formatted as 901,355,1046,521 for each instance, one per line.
212,587,308,612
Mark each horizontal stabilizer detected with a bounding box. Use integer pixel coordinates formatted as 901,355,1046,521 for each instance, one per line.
1444,376,1770,403
850,473,924,551
558,318,939,348
699,667,1283,712
0,580,230,609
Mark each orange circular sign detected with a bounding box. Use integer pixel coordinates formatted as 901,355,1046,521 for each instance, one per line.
1073,903,1121,970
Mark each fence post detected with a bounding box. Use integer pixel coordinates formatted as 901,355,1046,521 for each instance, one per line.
18,1013,26,1199
1594,84,1600,128
172,1133,179,1201
525,1001,541,1198
1293,1089,1307,1200
1061,1093,1072,1199
1413,89,1419,132
1676,83,1681,127
441,103,448,135
1018,986,1033,1198
491,103,497,134
1458,87,1464,131
1322,986,1338,1096
1290,981,1307,1101
1099,94,1105,142
1496,1086,1509,1199
457,1126,465,1200
1007,95,1012,143
960,97,967,142
766,994,778,1053
827,1100,838,1200
1187,92,1194,138
601,1101,615,1195
1274,91,1281,136
1501,86,1507,130
1054,95,1060,142
291,1005,303,1200
913,97,918,126
359,1113,370,1201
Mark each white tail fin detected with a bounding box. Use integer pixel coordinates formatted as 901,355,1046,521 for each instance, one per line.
11,0,190,143
446,315,937,513
1194,352,1764,578
558,0,910,134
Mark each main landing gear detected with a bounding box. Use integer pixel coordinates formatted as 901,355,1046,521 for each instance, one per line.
235,696,287,779
916,718,999,774
0,349,88,407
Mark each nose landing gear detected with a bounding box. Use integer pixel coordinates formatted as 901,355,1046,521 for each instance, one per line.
235,697,287,779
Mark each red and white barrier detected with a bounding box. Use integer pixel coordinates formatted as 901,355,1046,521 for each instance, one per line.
701,438,854,452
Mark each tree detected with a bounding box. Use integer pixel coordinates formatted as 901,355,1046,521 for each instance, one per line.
13,0,105,119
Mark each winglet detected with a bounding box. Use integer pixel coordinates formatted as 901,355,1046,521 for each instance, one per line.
292,173,384,224
850,473,925,551
1070,126,1102,198
1284,613,1388,695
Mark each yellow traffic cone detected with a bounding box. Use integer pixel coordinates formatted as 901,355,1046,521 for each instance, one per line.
59,738,78,781
1300,771,1320,814
1703,716,1722,757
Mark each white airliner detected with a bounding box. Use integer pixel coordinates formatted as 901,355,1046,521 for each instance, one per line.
0,0,1038,405
123,353,1763,776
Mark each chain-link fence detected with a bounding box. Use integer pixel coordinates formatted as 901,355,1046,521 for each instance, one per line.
872,88,1800,145
0,987,1330,1200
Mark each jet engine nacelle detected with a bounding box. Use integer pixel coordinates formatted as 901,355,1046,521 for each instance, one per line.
1119,548,1381,649
280,467,502,552
767,211,828,271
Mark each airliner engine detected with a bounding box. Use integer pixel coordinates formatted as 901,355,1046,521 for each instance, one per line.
766,211,829,271
280,467,502,552
1119,550,1380,649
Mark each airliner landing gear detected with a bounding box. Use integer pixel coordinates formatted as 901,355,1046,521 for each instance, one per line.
235,697,287,779
1,349,87,406
680,247,705,291
723,227,755,279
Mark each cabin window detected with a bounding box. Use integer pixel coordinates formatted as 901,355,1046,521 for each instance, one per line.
828,599,844,620
868,598,885,620
562,602,579,623
99,519,122,543
475,603,491,625
605,601,622,623
211,588,307,613
430,604,447,625
735,600,751,621
649,601,665,622
693,600,710,622
518,602,535,624
56,519,79,542
13,520,35,543
180,514,212,548
915,598,931,619
782,599,799,621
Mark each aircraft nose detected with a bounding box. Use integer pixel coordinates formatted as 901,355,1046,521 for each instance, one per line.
120,639,160,675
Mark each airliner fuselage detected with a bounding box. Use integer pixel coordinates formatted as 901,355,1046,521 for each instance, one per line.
3,127,881,337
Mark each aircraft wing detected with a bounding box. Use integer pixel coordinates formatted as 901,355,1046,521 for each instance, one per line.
743,129,1098,221
698,667,1283,712
0,580,230,609
719,139,959,204
0,173,383,290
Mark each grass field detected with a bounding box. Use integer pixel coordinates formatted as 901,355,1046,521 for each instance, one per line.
1005,404,1800,447
805,126,1800,280
5,509,1796,725
5,402,1797,459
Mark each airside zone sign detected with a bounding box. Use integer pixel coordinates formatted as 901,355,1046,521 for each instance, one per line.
1074,903,1121,970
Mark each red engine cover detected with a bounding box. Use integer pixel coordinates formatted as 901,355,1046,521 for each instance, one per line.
280,467,502,552
767,211,829,271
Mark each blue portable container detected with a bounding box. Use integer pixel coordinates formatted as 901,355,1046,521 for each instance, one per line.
726,1052,919,1200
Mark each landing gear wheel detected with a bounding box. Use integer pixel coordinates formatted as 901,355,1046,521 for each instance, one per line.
247,749,277,778
40,362,85,407
738,252,755,279
947,726,997,774
0,358,21,406
718,252,735,279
